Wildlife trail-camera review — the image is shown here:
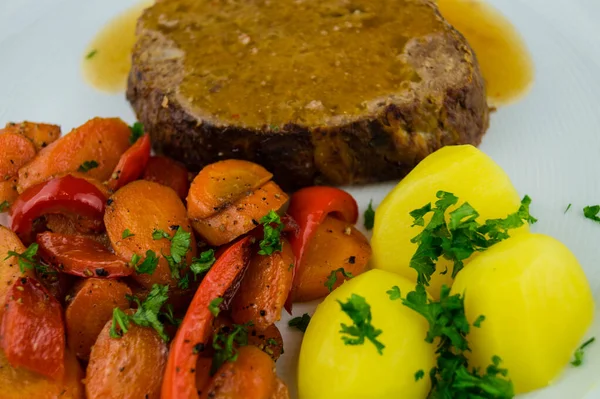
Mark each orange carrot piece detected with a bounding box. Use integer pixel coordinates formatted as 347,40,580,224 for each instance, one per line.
0,132,36,180
17,117,130,192
0,177,19,210
0,226,35,320
187,160,273,220
4,121,61,151
191,181,288,246
143,156,191,200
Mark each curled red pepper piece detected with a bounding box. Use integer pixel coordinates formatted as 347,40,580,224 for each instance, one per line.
37,231,133,278
284,186,358,312
106,133,151,191
161,236,252,399
1,277,65,380
10,174,107,241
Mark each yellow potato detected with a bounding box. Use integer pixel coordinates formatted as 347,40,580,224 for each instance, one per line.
298,269,435,399
451,233,594,393
371,145,527,297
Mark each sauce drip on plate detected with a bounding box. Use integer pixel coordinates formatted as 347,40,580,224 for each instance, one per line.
438,0,534,106
82,2,151,93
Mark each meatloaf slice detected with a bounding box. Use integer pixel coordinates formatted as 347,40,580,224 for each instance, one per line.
127,0,488,191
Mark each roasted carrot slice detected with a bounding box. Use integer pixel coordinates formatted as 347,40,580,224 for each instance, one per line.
4,121,61,151
1,277,65,380
37,232,132,278
0,348,84,399
231,238,294,331
66,278,131,360
191,181,288,246
0,177,19,209
0,226,35,320
104,180,196,290
291,216,371,302
198,346,283,399
143,156,190,199
18,117,130,192
187,160,273,220
106,134,151,191
86,319,168,399
0,132,36,180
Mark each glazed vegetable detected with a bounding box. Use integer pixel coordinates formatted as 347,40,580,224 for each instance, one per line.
198,346,284,399
65,278,131,360
371,145,529,297
18,117,130,192
162,237,252,399
10,175,107,241
143,156,190,199
291,216,370,302
106,133,151,191
0,348,84,399
0,177,19,209
0,226,35,318
0,132,36,179
3,121,61,151
86,318,168,399
187,159,273,220
452,233,594,393
231,238,294,330
285,186,358,310
37,232,132,278
298,270,435,399
191,181,288,246
1,277,65,380
104,180,196,290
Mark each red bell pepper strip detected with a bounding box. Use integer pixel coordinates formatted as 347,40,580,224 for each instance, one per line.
1,277,65,380
161,236,252,399
36,231,133,278
10,174,107,240
284,186,358,312
106,133,151,191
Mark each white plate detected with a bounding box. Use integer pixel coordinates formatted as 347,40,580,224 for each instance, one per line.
1,0,599,397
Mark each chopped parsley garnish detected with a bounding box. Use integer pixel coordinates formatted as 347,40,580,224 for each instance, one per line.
386,286,401,300
0,200,9,213
211,322,251,375
129,122,144,144
160,304,182,327
86,49,98,59
364,200,375,230
153,227,192,282
325,267,354,292
208,297,224,317
5,243,55,275
122,229,135,239
134,250,159,275
288,313,311,333
583,205,600,224
402,284,513,398
571,337,595,366
409,192,536,285
473,315,486,328
258,210,284,255
110,284,170,341
338,294,384,355
190,249,216,279
415,370,425,381
77,160,99,173
564,204,572,214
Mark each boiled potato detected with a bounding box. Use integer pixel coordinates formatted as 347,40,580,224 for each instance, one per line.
298,269,435,399
372,145,527,297
451,233,594,393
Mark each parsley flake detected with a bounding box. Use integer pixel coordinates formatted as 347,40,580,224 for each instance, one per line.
5,243,55,275
415,369,425,381
364,200,375,230
122,229,135,239
564,204,572,214
153,227,192,281
571,337,595,366
77,160,99,173
288,313,311,333
338,294,384,355
409,192,536,285
190,249,216,279
86,49,98,59
129,122,144,144
209,297,224,317
325,268,354,292
583,205,600,224
258,210,284,255
387,286,401,300
0,200,9,213
135,250,159,275
473,315,486,328
211,322,251,375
